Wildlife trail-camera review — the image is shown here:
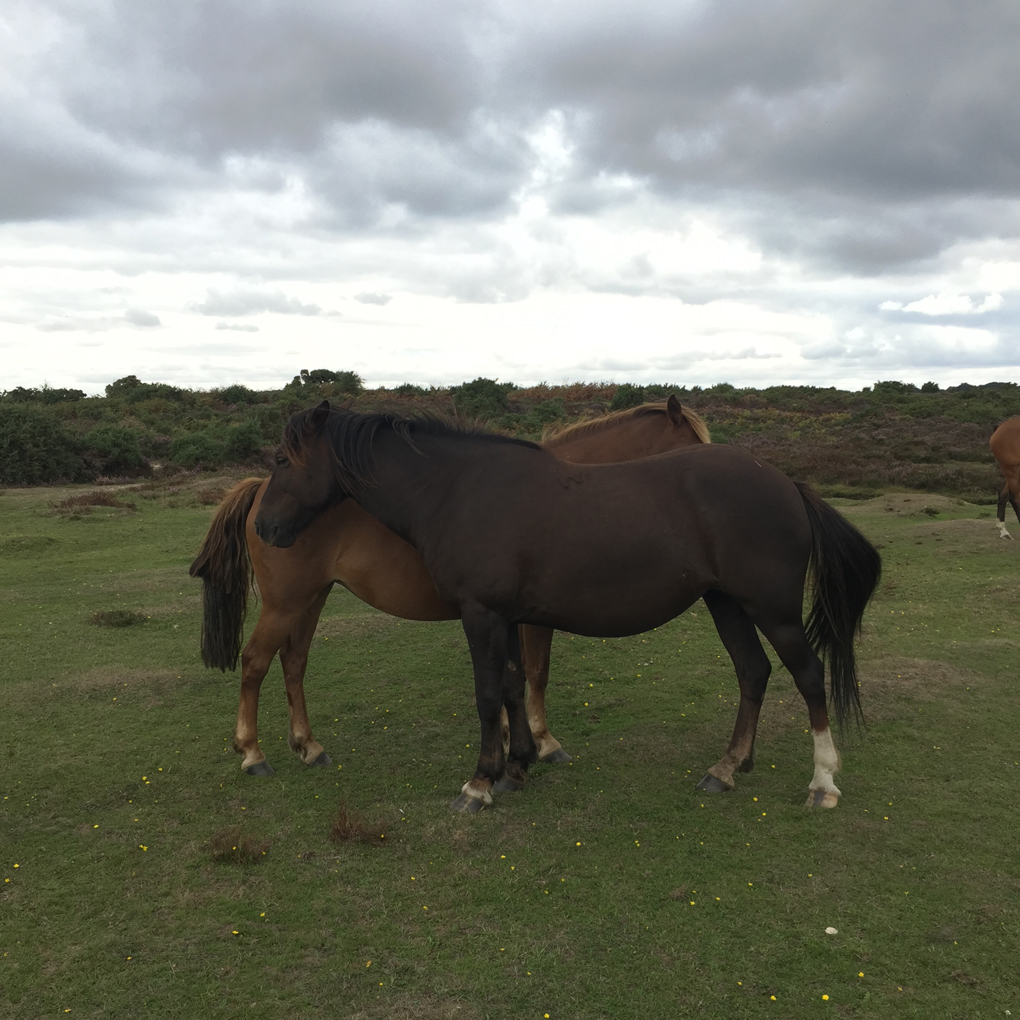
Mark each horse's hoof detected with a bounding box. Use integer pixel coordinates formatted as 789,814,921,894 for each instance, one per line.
493,776,526,794
449,793,487,813
244,761,275,777
806,789,839,809
540,748,571,763
695,773,731,794
307,751,332,767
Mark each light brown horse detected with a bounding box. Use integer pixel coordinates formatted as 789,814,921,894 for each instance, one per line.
191,397,710,774
990,417,1020,540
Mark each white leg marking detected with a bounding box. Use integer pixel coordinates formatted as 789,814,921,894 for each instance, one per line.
997,521,1012,540
460,781,493,806
809,728,842,796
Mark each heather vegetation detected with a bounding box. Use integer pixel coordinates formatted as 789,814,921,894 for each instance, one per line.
2,373,1017,500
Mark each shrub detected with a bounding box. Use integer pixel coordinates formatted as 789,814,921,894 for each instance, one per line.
609,383,646,411
169,430,226,469
216,383,258,405
223,417,265,463
81,424,146,476
450,378,514,421
0,404,87,484
2,385,86,404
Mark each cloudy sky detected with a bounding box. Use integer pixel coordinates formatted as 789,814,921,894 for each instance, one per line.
2,0,1019,394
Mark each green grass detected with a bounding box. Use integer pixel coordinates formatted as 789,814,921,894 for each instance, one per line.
1,480,1018,1019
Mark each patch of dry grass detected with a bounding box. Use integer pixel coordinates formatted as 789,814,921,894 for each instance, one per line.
89,609,147,628
330,800,389,846
209,825,271,865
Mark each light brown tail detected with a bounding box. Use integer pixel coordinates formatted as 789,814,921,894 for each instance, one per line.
189,478,264,670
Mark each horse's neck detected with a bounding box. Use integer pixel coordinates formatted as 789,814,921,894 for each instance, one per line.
349,430,462,547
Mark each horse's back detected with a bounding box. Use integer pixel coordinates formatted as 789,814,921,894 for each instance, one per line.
438,442,812,635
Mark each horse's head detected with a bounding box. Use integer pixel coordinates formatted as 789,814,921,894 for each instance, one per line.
255,401,342,547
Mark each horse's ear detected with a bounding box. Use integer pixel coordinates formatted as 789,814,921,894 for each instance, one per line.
666,393,685,427
311,400,331,428
338,398,355,411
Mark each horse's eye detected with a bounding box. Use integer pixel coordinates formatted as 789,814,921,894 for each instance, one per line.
275,454,288,467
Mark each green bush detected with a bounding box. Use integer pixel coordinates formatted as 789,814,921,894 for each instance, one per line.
81,424,146,476
169,430,226,470
0,404,87,484
224,418,265,463
216,384,258,405
2,384,86,404
450,378,514,421
609,383,646,411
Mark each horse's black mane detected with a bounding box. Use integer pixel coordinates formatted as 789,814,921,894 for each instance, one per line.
283,406,541,491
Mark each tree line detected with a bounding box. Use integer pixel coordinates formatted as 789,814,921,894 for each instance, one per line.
1,372,1016,500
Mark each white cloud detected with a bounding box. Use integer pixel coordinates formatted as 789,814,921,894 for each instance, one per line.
881,292,1004,315
0,0,1019,392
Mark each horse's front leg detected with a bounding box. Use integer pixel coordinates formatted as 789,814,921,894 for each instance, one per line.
451,609,531,812
279,584,334,767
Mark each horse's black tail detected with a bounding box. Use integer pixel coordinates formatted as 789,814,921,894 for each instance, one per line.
796,483,882,730
189,478,264,671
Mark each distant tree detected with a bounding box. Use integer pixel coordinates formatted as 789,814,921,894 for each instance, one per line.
921,381,940,392
287,369,364,396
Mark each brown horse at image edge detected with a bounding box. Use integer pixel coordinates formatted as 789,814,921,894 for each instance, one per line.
254,403,881,812
190,398,710,775
990,416,1020,539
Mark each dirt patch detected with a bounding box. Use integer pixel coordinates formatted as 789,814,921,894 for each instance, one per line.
349,995,482,1020
843,493,981,518
858,657,988,705
62,666,182,694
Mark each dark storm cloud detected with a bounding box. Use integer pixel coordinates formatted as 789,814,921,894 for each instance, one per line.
3,0,1019,271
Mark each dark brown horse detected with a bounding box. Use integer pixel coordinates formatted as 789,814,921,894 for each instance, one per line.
990,417,1020,540
254,403,881,812
190,398,709,774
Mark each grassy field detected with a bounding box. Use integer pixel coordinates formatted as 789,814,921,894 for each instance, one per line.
1,476,1018,1019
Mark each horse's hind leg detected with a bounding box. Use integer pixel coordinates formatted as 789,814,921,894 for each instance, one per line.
494,624,537,793
521,624,571,763
279,584,334,767
756,619,842,809
235,612,294,775
996,483,1014,539
500,625,566,762
695,591,772,794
